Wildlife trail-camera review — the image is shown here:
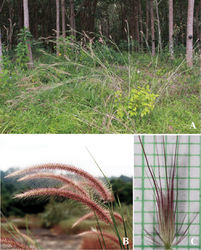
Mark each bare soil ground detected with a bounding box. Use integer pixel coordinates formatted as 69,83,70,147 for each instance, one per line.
1,229,83,250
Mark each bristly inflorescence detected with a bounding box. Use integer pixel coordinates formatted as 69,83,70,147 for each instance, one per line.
5,163,112,201
0,237,32,250
138,136,196,250
5,163,122,226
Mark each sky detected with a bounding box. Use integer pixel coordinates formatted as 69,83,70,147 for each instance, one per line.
0,134,133,177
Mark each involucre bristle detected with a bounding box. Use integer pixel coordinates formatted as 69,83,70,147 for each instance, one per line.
138,135,194,248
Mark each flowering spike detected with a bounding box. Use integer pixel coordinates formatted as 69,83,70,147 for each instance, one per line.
0,238,32,250
18,173,88,197
138,136,195,249
14,188,113,225
6,163,111,201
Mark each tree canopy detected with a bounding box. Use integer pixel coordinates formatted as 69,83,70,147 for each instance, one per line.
1,0,200,52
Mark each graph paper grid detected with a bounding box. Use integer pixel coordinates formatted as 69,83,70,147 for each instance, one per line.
134,135,201,250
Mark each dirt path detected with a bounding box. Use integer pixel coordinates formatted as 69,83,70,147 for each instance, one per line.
2,229,83,250
32,229,82,250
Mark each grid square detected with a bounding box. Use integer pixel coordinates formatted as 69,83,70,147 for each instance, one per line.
190,168,200,177
134,200,142,211
144,201,154,211
134,189,142,200
190,190,200,201
135,155,142,165
178,156,189,166
189,224,199,234
179,136,189,143
179,143,189,154
134,213,142,223
190,136,200,143
134,236,142,245
144,212,155,223
135,143,143,154
190,156,200,167
190,179,200,188
135,166,142,177
191,144,200,155
144,136,154,143
144,144,154,154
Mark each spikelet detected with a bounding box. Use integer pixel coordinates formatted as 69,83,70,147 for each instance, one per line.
18,173,88,197
14,188,113,225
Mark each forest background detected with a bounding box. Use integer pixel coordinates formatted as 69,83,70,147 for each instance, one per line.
0,0,200,133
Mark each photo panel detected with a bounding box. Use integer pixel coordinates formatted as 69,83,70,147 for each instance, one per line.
134,135,201,250
0,134,133,250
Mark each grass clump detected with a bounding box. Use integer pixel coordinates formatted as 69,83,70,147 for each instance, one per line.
0,35,200,133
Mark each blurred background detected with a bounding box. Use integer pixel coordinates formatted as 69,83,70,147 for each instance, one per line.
1,134,133,249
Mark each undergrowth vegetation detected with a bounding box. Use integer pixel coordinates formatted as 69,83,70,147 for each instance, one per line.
0,33,200,133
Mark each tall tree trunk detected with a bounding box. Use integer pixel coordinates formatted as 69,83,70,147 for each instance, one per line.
0,2,4,73
133,0,140,51
195,0,201,42
181,8,185,46
8,1,14,50
89,0,97,33
186,0,195,67
155,0,162,52
23,0,33,68
18,0,23,30
169,0,174,58
0,28,2,73
61,0,66,38
69,0,76,38
138,0,143,50
150,0,155,56
145,0,150,51
146,0,149,42
56,0,60,56
33,1,38,39
120,2,126,40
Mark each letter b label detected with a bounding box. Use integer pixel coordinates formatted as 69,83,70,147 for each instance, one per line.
123,237,129,245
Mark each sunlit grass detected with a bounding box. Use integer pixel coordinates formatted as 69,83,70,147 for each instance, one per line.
0,37,200,133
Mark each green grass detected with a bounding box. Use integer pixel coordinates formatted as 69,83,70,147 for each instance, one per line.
0,45,200,133
59,218,109,234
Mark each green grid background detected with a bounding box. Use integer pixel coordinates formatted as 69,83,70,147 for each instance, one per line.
134,135,201,250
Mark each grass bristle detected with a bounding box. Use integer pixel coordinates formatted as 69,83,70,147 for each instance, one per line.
0,237,32,250
14,188,113,225
5,163,112,201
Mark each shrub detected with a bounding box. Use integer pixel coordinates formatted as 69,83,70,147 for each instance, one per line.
115,85,158,119
15,28,32,69
41,199,82,228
